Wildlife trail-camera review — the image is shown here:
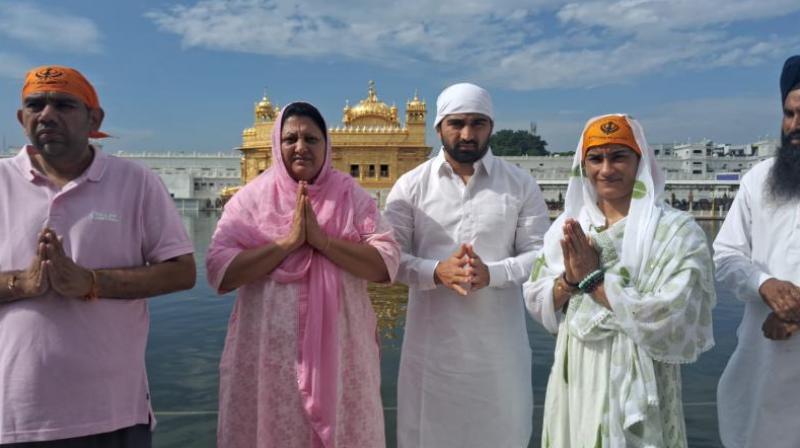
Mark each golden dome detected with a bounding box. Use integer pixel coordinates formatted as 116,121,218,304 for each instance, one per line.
255,90,277,122
343,81,399,127
406,90,426,111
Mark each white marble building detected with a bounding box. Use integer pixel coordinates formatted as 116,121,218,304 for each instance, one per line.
501,139,778,207
0,148,242,212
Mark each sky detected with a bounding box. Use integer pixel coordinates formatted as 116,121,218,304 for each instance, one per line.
1,0,799,153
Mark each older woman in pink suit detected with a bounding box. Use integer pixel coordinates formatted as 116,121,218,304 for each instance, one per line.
207,102,400,448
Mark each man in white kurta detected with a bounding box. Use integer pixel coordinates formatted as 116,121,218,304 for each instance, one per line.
715,54,800,448
384,83,550,448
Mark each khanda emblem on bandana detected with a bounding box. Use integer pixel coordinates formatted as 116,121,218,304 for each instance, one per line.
35,67,64,81
600,121,620,135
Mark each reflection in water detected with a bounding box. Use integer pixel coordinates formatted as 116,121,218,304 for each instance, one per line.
150,214,735,448
368,283,408,340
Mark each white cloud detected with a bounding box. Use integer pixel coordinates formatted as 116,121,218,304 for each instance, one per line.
147,0,550,65
479,32,799,90
0,3,102,54
557,0,800,33
148,0,800,90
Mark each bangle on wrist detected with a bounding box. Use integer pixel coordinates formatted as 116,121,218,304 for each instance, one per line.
83,270,99,301
558,273,579,298
561,272,579,289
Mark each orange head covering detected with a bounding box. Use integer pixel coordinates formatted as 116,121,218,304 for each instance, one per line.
21,65,109,138
581,115,640,157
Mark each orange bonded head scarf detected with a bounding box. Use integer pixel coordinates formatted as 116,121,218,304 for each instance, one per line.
21,65,109,138
581,115,641,158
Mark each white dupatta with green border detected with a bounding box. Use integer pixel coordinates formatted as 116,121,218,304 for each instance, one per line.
530,114,715,446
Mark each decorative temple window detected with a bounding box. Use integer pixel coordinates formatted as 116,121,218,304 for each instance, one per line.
368,164,376,178
380,164,389,177
350,164,360,177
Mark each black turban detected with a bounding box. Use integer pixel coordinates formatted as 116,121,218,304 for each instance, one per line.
781,55,800,104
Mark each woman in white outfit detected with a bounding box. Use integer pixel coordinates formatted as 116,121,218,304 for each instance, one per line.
524,114,716,448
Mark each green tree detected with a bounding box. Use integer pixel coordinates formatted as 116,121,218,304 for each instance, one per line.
489,129,549,156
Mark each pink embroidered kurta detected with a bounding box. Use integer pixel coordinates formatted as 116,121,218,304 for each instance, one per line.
206,103,399,447
209,211,398,447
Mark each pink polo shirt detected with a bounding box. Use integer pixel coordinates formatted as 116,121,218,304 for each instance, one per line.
0,146,194,443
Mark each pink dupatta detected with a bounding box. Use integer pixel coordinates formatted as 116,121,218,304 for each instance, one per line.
207,103,378,447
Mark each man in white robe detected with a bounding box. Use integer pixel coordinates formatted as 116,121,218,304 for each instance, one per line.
384,83,550,448
715,54,800,448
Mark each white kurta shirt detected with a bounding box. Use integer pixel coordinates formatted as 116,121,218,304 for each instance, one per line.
384,149,550,448
714,158,800,448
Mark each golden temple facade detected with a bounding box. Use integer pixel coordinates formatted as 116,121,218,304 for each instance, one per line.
236,81,431,199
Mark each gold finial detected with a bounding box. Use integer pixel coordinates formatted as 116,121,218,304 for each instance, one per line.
368,80,377,101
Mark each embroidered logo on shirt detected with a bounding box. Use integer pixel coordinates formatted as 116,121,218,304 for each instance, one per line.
89,211,120,223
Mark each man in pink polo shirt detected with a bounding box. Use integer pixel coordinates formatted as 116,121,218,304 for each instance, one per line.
0,66,196,447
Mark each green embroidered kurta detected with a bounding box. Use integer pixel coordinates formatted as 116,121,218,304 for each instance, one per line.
525,114,715,448
528,210,714,448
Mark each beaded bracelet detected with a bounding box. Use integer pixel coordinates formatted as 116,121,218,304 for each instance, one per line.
577,269,605,293
584,275,605,294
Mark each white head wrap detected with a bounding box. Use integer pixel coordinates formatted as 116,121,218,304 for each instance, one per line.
433,83,494,129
